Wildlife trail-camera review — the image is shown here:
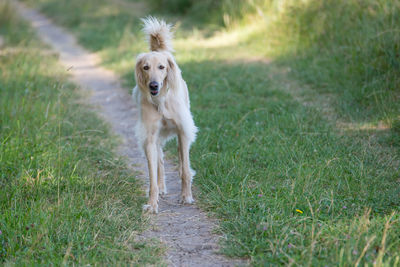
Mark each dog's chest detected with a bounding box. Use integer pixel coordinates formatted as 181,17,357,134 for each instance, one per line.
161,117,177,131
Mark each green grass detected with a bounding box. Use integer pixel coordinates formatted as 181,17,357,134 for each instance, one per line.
0,2,162,265
19,0,400,265
186,60,400,265
255,0,400,125
150,0,400,128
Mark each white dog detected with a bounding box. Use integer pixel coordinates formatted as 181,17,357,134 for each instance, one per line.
132,17,197,213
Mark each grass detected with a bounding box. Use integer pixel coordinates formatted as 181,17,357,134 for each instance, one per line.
151,0,400,129
18,0,400,265
0,2,163,265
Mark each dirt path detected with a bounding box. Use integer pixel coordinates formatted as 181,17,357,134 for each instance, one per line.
14,2,245,266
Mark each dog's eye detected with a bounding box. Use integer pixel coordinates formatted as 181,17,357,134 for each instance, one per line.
143,66,149,70
158,65,165,70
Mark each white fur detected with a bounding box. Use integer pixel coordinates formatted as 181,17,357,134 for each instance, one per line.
132,17,197,213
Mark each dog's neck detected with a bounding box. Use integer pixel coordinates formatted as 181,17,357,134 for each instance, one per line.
150,94,165,110
139,83,173,118
141,91,170,119
148,83,170,112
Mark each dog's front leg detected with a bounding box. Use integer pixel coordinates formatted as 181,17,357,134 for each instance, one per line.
157,144,167,195
143,139,159,213
178,134,194,204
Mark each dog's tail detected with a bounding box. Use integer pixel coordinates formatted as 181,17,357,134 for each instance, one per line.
142,16,173,52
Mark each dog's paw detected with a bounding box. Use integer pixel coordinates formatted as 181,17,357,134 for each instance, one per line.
158,184,167,196
143,203,158,214
180,195,195,204
159,188,167,196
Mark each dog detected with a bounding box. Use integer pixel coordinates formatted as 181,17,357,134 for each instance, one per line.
132,17,197,213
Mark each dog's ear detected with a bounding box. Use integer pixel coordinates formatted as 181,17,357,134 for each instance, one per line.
135,54,146,89
166,54,181,90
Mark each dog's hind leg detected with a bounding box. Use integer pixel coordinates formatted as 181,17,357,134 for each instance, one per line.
157,143,167,195
143,139,159,213
178,134,194,204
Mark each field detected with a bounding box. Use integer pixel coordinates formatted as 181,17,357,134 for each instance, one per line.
3,0,400,265
0,2,162,265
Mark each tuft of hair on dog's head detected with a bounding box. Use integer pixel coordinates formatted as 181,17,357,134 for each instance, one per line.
141,16,174,53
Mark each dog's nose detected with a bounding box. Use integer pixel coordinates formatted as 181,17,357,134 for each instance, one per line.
149,81,159,90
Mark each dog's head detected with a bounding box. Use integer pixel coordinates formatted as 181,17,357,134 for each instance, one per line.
135,51,179,97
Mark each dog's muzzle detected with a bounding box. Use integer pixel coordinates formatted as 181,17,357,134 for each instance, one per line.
149,81,159,96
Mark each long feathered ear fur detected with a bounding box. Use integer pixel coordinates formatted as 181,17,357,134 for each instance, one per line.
166,53,181,90
135,54,147,89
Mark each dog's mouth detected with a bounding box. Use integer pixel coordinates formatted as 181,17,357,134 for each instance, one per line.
150,89,159,96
